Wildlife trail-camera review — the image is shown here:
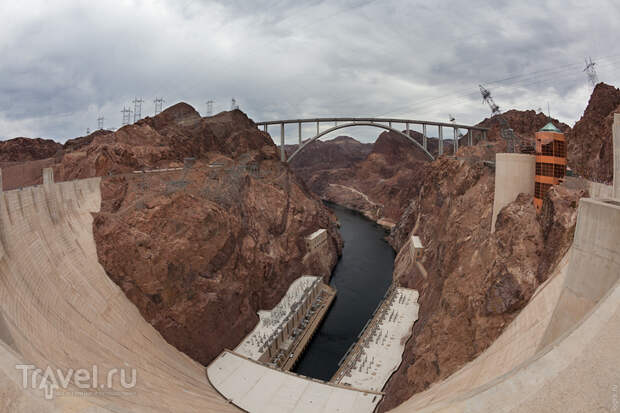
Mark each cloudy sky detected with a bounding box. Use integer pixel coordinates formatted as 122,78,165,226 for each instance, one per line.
1,0,619,143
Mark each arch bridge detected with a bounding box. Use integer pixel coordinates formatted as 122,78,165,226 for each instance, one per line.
256,117,489,162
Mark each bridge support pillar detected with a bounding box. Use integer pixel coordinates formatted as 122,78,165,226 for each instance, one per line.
468,129,473,146
406,122,409,137
454,127,458,154
423,124,427,151
264,124,267,133
280,123,286,162
298,122,302,145
316,121,319,135
438,126,443,156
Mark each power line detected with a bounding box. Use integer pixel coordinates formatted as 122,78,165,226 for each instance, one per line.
377,53,620,118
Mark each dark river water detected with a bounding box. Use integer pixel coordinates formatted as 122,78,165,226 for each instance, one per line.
293,203,395,381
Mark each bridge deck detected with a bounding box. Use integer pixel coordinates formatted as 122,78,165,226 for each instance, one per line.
255,117,489,131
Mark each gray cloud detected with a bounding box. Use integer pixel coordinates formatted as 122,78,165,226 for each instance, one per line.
0,0,618,143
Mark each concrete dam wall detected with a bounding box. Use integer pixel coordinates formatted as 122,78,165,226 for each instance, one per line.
0,177,240,412
0,171,618,412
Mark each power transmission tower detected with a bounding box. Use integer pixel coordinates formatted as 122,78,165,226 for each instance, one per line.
97,116,104,130
206,100,214,116
121,107,132,126
132,97,144,123
448,114,463,138
583,56,599,89
154,97,165,115
479,85,519,153
231,98,239,110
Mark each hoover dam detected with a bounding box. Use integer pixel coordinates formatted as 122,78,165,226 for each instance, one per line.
1,113,619,412
3,1,620,410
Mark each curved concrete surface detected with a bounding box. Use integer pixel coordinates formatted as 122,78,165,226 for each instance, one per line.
491,153,535,233
0,174,618,413
208,351,382,413
391,197,620,412
0,178,240,412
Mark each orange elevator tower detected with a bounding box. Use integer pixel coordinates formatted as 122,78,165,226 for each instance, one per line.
534,122,566,212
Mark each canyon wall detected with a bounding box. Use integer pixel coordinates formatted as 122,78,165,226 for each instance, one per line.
567,82,620,183
290,131,429,225
377,151,585,410
0,103,342,366
283,103,602,411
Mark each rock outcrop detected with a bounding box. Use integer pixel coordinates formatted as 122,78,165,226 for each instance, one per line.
378,155,585,411
567,82,620,183
476,109,570,149
0,137,62,162
290,131,430,225
287,135,373,170
2,103,342,366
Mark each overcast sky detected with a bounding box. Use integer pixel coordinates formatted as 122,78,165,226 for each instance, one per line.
1,0,619,143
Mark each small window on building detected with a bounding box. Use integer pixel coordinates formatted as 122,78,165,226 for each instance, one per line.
554,140,566,157
554,164,566,178
541,142,554,156
542,163,554,177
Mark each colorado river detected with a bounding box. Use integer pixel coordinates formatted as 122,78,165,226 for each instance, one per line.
293,203,395,381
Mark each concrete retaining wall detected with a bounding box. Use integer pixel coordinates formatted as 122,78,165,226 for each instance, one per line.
540,197,620,347
588,181,614,198
614,113,620,199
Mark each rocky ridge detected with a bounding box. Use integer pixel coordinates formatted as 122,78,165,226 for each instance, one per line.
2,103,342,366
378,154,585,411
567,82,620,183
290,131,429,225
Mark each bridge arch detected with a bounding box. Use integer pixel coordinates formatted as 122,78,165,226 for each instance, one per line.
287,122,435,163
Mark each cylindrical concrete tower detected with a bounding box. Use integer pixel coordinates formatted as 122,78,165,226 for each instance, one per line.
491,153,536,232
534,122,566,212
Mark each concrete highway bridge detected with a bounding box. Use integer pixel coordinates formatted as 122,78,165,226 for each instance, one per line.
255,117,490,162
1,115,619,412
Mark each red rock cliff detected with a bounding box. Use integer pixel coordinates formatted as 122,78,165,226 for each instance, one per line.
290,131,430,225
4,103,342,366
378,154,585,411
567,82,620,183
